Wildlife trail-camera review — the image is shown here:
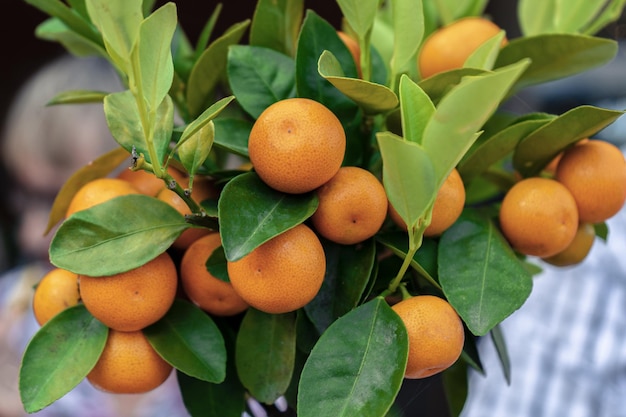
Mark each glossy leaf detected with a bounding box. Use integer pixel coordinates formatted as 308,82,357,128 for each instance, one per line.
297,298,408,417
495,34,618,91
464,30,506,70
336,0,379,39
399,74,434,144
134,2,176,111
180,96,235,144
417,68,486,105
236,309,296,404
422,60,529,187
45,147,130,234
377,132,436,232
458,117,551,182
438,209,533,336
213,118,252,157
296,11,359,120
206,245,229,283
583,0,626,36
218,172,318,261
35,18,107,57
513,105,624,177
178,372,245,417
187,20,250,118
442,360,469,417
20,305,108,413
178,120,214,181
304,238,376,334
50,194,189,276
518,0,556,36
318,50,398,114
249,0,304,57
554,0,607,34
389,0,423,86
227,45,296,119
144,299,227,383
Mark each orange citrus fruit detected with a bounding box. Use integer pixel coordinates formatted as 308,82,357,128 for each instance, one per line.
180,233,249,316
227,224,326,314
248,98,346,194
499,177,579,257
542,222,596,267
391,295,465,379
79,252,178,332
418,17,507,79
87,329,173,394
337,31,361,77
388,168,465,237
555,139,626,223
32,268,80,326
311,166,388,245
66,178,140,217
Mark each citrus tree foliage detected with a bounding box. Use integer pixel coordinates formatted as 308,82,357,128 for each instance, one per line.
20,0,625,415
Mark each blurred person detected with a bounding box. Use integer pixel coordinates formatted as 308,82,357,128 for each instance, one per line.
0,54,189,417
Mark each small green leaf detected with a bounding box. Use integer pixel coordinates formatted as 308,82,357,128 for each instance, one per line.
227,45,296,119
50,195,189,275
513,105,624,177
35,18,106,57
47,89,109,105
187,20,251,118
553,0,607,33
206,245,229,283
144,299,227,383
377,132,436,232
178,120,214,178
438,209,533,336
177,371,246,417
134,2,176,111
318,50,398,114
336,0,379,39
20,304,108,413
304,239,376,334
495,34,618,91
250,0,304,57
464,30,506,70
46,147,130,234
490,324,511,385
297,298,408,417
389,0,424,86
399,74,434,144
417,68,487,106
441,360,469,417
236,309,296,404
180,96,235,144
213,118,253,157
518,0,556,36
218,172,318,261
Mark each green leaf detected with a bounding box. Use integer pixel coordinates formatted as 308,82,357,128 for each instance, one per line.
336,0,380,39
422,60,530,187
236,309,296,404
47,89,108,105
50,194,189,275
178,120,214,178
377,132,436,231
583,0,626,35
213,118,253,157
250,0,304,57
438,209,533,336
178,372,246,417
513,105,625,177
442,360,469,417
35,18,107,57
26,0,103,47
399,75,434,144
45,147,130,234
318,50,398,114
144,299,226,383
296,11,359,120
19,304,108,413
490,324,511,385
495,34,618,91
180,96,235,144
227,45,296,119
433,0,489,24
304,239,376,334
187,20,251,118
554,0,608,33
389,0,424,87
458,117,551,182
134,2,176,111
86,0,143,73
206,245,229,283
518,0,556,36
464,30,506,70
297,298,408,417
218,172,318,261
417,68,487,106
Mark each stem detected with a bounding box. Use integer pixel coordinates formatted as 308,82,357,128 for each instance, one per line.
387,221,426,295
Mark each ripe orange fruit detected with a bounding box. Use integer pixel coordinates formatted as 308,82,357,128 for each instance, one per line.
499,177,579,258
32,268,80,326
248,98,346,194
156,176,218,249
227,224,326,314
180,233,249,316
66,178,140,217
391,295,465,379
542,222,596,267
388,168,465,237
87,329,172,394
555,139,626,223
418,17,507,79
337,31,361,77
116,166,187,197
311,166,388,245
79,252,178,332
